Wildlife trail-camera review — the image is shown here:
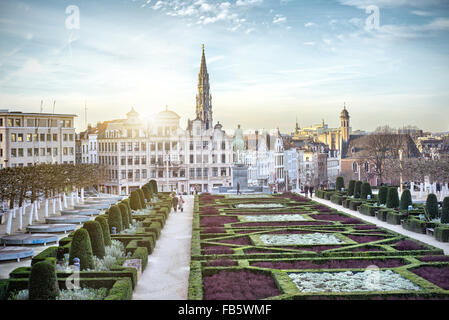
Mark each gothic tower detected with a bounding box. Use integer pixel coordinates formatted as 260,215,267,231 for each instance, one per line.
196,44,213,130
340,103,350,143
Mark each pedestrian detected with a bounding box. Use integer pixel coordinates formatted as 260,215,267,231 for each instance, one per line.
168,193,174,212
178,195,185,212
237,182,240,195
304,185,309,197
195,185,199,195
309,185,314,198
172,193,179,212
437,182,441,194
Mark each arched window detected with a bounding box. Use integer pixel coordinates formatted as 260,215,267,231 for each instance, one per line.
353,162,358,173
364,162,369,172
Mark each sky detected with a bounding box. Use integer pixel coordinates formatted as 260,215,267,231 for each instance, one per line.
0,0,449,134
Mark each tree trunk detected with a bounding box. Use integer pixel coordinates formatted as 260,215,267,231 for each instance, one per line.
70,192,75,206
81,187,85,202
18,206,23,231
58,194,63,211
52,197,56,215
33,201,39,221
63,193,68,208
45,199,49,217
6,209,13,235
28,202,34,226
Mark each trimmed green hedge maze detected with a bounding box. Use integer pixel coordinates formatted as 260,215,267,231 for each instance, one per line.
188,193,449,300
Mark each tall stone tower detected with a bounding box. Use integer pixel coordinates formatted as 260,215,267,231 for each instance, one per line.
340,104,350,143
196,44,213,130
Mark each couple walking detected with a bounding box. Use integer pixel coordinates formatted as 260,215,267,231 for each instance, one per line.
169,192,185,212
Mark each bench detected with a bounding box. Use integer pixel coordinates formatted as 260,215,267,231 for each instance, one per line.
426,228,435,236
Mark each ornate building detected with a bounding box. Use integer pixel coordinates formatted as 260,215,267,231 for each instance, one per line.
195,44,213,130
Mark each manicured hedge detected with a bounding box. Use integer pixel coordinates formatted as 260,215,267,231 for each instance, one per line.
359,203,378,216
376,208,391,222
330,194,344,205
442,197,449,224
348,180,356,197
386,187,399,209
399,189,412,211
336,176,344,191
108,205,123,233
69,228,94,270
131,247,148,271
104,278,133,300
83,221,106,258
95,216,112,247
137,189,146,208
28,260,59,300
118,203,130,230
426,193,439,219
129,191,142,211
435,226,449,242
360,182,372,200
386,211,406,225
31,246,58,266
378,186,388,205
349,200,363,211
402,217,428,234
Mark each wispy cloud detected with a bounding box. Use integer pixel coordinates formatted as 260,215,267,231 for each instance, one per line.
273,14,286,24
304,22,316,27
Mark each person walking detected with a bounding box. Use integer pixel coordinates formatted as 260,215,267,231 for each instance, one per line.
178,195,185,212
237,182,241,195
309,185,314,198
304,185,309,198
172,193,179,212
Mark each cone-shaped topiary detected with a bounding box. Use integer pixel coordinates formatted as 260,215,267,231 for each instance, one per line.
348,180,356,196
129,191,142,211
426,193,439,219
441,197,449,224
360,182,372,199
336,176,345,191
95,215,111,246
150,179,158,194
123,199,133,224
69,228,94,270
354,181,362,198
118,203,130,229
386,187,400,209
142,185,152,202
108,205,123,233
137,189,146,208
83,220,106,258
29,260,59,300
378,186,388,205
399,189,413,211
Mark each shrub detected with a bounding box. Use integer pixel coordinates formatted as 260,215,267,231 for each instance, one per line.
386,187,399,209
336,176,344,191
386,211,406,225
28,261,59,300
131,247,148,271
108,205,123,233
360,182,372,200
149,179,158,194
142,185,152,202
402,217,428,234
105,278,133,300
359,203,377,216
121,200,133,223
426,193,439,219
129,191,142,211
137,189,146,208
83,221,106,258
347,180,356,197
442,197,449,224
118,203,130,229
69,228,94,270
95,216,111,247
349,200,363,211
399,189,412,211
378,186,388,205
354,181,362,198
435,226,449,242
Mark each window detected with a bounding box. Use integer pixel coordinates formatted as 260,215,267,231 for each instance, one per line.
134,142,140,151
40,133,45,141
120,142,125,152
0,133,2,142
196,155,202,163
127,142,132,151
34,148,39,156
53,134,57,141
203,168,208,177
141,156,146,165
213,167,218,177
11,133,16,142
40,148,45,156
121,170,126,179
364,162,369,172
15,119,21,127
134,157,139,165
151,170,156,178
47,133,51,141
142,169,147,179
172,141,177,150
189,142,193,151
150,156,155,165
0,119,2,126
11,148,17,157
135,169,140,180
18,148,24,157
128,156,133,165
18,133,23,142
128,170,133,179
7,118,13,127
221,167,227,176
190,155,194,164
221,141,226,150
26,133,32,142
27,148,32,156
150,142,155,151
63,147,68,155
353,162,358,173
53,148,58,156
203,141,208,150
158,170,163,178
141,142,146,151
180,170,185,178
189,168,195,178
70,147,74,155
47,148,51,156
221,154,226,163
196,168,202,178
63,134,68,141
33,133,38,141
203,155,208,163
157,142,162,151
121,157,126,165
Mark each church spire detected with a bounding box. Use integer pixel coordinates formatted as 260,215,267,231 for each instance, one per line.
196,44,213,130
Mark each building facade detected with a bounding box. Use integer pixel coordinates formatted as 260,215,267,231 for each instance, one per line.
0,110,76,168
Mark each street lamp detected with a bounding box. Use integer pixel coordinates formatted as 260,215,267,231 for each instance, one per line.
165,150,169,192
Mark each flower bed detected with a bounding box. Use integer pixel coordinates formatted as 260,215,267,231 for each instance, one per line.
243,214,309,222
258,233,346,245
411,266,449,290
235,203,284,209
251,258,405,269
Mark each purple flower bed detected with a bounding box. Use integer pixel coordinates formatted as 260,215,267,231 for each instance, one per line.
419,255,449,262
313,214,363,224
244,249,279,254
201,216,239,227
205,259,238,267
236,221,330,227
354,225,379,230
203,227,226,234
347,234,385,243
411,266,449,290
203,270,281,300
394,240,426,251
201,207,219,215
288,245,344,252
268,230,313,235
202,245,234,255
312,205,334,212
217,237,252,245
351,246,384,252
251,258,404,269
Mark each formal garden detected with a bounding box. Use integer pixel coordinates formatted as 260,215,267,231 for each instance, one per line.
0,179,174,300
188,191,449,300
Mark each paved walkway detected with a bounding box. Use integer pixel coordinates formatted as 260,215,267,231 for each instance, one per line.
133,195,194,300
311,196,449,255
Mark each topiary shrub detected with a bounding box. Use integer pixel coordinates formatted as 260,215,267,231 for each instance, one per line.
137,189,146,208
118,203,130,230
354,181,362,199
336,176,344,191
108,205,123,233
378,186,388,205
83,221,106,258
426,193,439,219
386,187,399,209
348,180,356,197
131,247,148,271
360,182,372,200
28,260,59,300
123,200,132,224
129,191,142,211
399,189,412,211
142,185,152,202
441,197,449,224
149,179,158,194
69,228,94,270
95,216,111,247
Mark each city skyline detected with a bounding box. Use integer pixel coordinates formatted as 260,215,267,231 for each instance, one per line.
1,0,449,133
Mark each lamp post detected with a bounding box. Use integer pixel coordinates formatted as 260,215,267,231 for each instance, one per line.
165,151,169,192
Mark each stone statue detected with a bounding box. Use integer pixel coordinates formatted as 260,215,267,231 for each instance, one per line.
232,124,245,164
